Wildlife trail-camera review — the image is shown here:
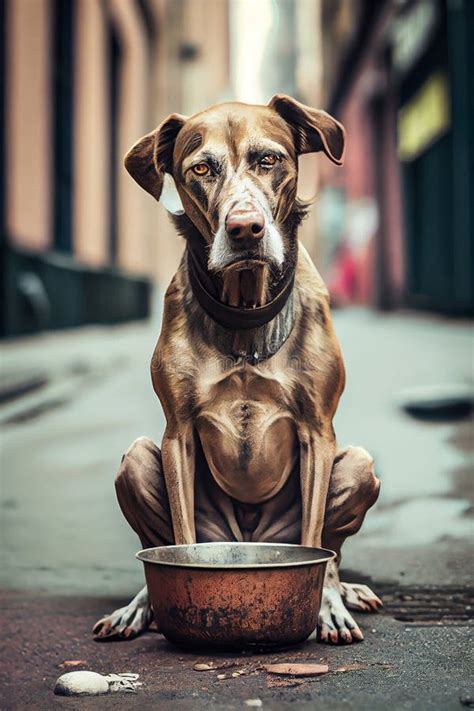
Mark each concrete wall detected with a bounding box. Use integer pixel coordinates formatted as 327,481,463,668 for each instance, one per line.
6,0,52,252
74,0,110,268
4,0,177,284
108,0,154,276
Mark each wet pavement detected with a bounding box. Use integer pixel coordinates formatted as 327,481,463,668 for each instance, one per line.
1,307,473,708
2,590,473,710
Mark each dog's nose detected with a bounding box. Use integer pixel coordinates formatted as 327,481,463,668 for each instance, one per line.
226,210,265,247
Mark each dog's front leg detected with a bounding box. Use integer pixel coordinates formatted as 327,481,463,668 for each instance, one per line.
299,427,336,548
162,425,196,545
299,428,367,644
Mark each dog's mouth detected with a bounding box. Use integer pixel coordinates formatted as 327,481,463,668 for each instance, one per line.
220,260,270,308
222,257,268,273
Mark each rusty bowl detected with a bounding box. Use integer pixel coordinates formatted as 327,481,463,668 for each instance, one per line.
136,542,335,650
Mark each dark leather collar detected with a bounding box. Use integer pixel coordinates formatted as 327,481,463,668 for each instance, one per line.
187,248,295,331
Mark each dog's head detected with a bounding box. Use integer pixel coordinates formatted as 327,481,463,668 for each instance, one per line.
126,96,344,301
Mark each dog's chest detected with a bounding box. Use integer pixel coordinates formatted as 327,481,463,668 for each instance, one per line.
196,367,298,503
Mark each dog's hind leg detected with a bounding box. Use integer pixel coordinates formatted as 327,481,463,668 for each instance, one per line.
340,581,383,611
93,437,173,641
317,446,381,644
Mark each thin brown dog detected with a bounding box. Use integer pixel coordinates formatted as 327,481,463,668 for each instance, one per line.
93,96,381,644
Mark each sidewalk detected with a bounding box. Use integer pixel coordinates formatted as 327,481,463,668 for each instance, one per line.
1,308,473,708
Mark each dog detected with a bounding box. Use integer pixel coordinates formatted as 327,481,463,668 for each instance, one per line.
93,95,381,644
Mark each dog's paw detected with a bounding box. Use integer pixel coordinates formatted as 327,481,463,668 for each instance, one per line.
93,600,153,642
340,582,383,612
317,587,364,644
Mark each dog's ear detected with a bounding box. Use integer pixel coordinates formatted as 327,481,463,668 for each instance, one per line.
268,94,345,166
124,113,187,202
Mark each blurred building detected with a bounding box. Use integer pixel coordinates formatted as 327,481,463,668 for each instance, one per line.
3,0,470,340
229,0,326,266
319,0,473,315
0,0,230,337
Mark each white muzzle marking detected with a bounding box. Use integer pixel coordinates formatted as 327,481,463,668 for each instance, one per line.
208,179,284,271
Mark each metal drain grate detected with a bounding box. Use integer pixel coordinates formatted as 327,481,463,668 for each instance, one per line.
381,586,474,625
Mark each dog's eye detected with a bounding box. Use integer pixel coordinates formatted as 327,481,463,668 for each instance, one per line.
260,154,277,168
192,163,210,176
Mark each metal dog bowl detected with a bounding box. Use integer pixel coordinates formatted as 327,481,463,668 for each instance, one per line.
137,542,335,650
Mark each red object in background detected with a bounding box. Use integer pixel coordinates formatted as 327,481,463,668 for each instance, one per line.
328,241,358,306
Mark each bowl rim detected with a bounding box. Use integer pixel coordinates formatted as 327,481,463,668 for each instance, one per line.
136,541,336,569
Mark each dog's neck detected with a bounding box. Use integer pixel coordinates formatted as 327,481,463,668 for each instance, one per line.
174,206,305,360
209,293,295,362
184,261,295,361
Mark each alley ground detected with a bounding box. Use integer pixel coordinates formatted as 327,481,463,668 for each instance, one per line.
1,306,473,709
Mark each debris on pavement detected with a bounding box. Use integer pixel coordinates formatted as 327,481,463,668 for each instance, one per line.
54,671,108,697
193,662,215,671
375,663,396,670
335,662,396,673
105,673,141,692
335,662,369,673
263,663,329,677
54,671,141,696
244,700,263,708
60,660,88,668
193,660,241,672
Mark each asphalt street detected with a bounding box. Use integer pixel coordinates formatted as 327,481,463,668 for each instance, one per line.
1,306,473,709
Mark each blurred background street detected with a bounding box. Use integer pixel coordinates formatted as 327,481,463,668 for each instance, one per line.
1,0,473,708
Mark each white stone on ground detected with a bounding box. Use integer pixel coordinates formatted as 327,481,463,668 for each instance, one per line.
54,671,141,696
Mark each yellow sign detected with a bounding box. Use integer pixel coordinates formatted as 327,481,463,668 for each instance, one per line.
398,72,451,162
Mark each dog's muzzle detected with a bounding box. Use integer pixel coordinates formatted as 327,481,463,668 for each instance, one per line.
225,203,265,253
209,204,284,273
